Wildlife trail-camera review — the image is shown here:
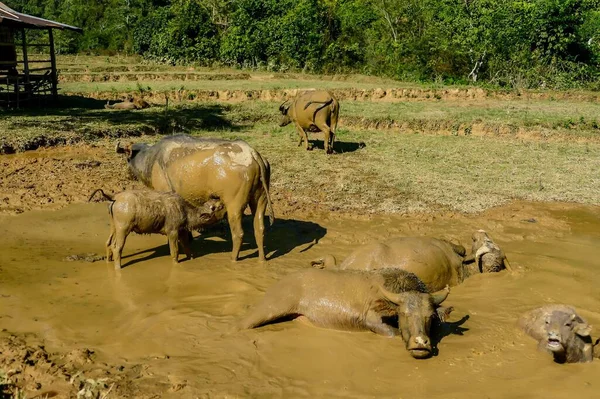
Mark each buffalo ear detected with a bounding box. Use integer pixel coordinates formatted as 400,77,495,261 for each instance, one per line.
575,323,592,337
436,306,454,323
123,143,133,159
431,285,450,306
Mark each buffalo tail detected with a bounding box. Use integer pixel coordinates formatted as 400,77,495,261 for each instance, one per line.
250,151,275,226
88,188,114,203
303,99,334,123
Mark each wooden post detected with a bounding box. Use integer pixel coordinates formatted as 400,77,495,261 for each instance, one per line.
48,28,58,99
20,28,29,78
19,28,29,107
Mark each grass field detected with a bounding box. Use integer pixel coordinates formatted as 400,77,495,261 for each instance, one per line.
1,55,599,214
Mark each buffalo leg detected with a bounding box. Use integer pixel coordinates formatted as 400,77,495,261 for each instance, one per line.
228,209,244,261
105,224,115,262
112,229,129,270
250,195,267,262
314,121,333,154
294,123,311,150
238,298,297,330
365,311,399,337
179,230,193,260
168,231,180,264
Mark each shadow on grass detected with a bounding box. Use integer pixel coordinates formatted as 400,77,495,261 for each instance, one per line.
4,94,242,135
120,215,327,268
311,139,366,154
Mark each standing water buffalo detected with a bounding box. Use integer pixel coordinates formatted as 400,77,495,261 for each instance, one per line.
238,268,453,359
89,189,224,269
279,90,340,154
518,305,597,363
116,135,274,262
311,231,511,292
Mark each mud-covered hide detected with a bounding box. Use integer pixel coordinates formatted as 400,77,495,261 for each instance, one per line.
116,134,273,262
518,304,595,363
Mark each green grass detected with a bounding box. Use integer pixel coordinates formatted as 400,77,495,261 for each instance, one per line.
2,55,600,214
3,100,600,155
4,99,599,214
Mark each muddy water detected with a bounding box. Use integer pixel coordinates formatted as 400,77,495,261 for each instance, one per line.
1,201,599,398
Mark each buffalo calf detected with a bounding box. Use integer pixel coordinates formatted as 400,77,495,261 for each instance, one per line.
518,304,595,363
89,189,223,269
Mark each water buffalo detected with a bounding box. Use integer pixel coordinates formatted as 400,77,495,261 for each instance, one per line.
116,134,274,262
238,268,453,359
518,305,597,363
105,98,150,110
89,189,224,269
311,232,511,292
465,230,512,273
279,90,340,154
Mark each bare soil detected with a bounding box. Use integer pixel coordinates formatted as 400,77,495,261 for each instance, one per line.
0,332,167,399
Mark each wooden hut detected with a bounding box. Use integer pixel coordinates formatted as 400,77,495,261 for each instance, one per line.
0,2,82,107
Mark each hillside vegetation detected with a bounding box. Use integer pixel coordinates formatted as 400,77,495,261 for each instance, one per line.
6,0,600,89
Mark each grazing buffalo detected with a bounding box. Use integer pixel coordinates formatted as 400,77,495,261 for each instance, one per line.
89,189,223,269
311,232,511,292
238,268,453,359
279,90,340,154
518,305,597,363
116,134,274,262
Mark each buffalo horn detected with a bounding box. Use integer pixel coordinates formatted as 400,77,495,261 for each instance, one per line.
474,244,492,273
431,285,450,306
378,285,406,305
502,257,514,272
115,141,125,154
278,100,288,112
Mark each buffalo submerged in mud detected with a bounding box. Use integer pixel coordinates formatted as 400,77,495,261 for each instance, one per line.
238,268,453,359
89,189,224,269
311,230,512,292
519,304,600,363
116,134,274,262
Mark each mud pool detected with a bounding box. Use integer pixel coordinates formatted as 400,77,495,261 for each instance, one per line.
1,201,599,398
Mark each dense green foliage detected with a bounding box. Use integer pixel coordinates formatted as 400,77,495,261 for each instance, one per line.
6,0,600,87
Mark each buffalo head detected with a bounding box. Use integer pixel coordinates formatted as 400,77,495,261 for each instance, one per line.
380,285,453,359
543,311,592,362
278,101,292,127
116,141,150,162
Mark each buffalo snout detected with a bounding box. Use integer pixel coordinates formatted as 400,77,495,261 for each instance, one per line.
407,335,432,359
279,115,291,127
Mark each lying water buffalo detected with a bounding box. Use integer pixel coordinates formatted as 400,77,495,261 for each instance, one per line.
105,98,150,110
116,135,274,262
518,305,597,363
89,189,224,269
279,90,340,154
466,230,513,273
238,268,453,359
311,231,511,292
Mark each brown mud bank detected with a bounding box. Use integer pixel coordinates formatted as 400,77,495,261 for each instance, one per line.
0,201,599,397
59,72,252,83
70,87,600,104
